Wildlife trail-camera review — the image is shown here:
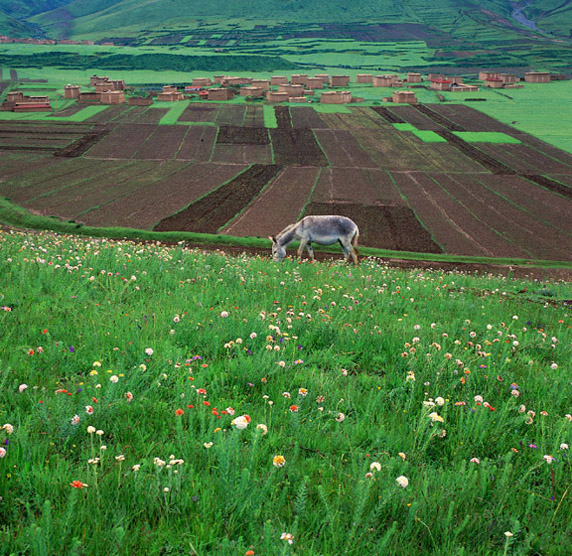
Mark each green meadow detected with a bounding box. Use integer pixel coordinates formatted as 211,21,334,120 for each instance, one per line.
1,229,572,555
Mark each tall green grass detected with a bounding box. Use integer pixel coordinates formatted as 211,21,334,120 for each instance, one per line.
1,228,571,554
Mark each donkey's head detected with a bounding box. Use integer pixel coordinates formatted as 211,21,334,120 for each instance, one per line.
269,236,286,262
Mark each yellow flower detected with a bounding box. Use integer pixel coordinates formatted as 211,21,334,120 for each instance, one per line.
273,455,286,467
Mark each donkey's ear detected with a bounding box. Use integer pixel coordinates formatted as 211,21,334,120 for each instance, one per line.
269,236,276,243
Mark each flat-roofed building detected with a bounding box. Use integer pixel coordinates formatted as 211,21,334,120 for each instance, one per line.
525,71,550,83
267,91,289,102
373,74,398,87
251,79,270,91
271,76,288,86
430,79,453,91
305,77,324,89
356,74,373,83
484,78,504,88
392,90,417,103
320,90,352,104
290,74,308,85
192,77,212,87
315,74,331,84
478,71,499,81
100,90,126,104
406,73,422,83
331,75,350,87
207,88,232,100
240,86,265,97
278,83,304,97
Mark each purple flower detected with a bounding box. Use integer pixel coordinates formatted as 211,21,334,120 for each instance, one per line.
69,346,75,353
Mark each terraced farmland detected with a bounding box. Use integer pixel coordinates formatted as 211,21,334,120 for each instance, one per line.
1,102,571,261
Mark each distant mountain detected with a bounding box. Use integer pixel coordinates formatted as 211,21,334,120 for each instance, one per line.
0,0,570,43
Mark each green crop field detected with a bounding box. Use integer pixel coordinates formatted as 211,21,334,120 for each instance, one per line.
1,228,571,554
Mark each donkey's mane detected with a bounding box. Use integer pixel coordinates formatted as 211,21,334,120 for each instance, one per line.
276,223,298,245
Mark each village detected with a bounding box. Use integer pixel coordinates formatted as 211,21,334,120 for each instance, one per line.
0,69,557,113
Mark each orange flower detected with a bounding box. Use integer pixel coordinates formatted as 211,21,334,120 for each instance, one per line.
70,480,88,489
175,408,184,416
245,551,255,556
289,405,299,412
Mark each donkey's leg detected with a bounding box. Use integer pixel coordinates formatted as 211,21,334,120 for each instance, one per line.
297,238,308,260
306,242,315,262
340,239,357,264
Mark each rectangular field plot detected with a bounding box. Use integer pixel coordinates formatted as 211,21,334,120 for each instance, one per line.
155,164,281,233
428,172,572,261
270,129,328,166
81,162,245,230
314,129,377,168
318,107,391,130
0,152,63,182
387,105,444,130
217,126,269,145
84,105,132,123
243,106,265,127
311,168,404,206
353,128,486,173
85,124,157,159
428,104,520,133
211,143,272,165
131,108,170,124
178,104,219,123
215,105,246,126
305,201,442,253
175,125,217,161
221,167,320,237
132,126,188,159
290,107,327,129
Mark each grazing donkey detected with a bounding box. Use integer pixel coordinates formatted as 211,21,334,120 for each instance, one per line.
270,215,359,264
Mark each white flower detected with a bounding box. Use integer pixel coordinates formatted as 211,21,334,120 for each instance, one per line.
256,424,268,435
560,443,569,450
0,447,6,458
550,363,558,370
18,384,28,393
110,375,119,383
71,415,80,425
336,412,345,422
132,464,141,471
428,412,444,423
435,397,445,406
280,532,294,544
504,531,514,538
369,461,381,472
115,454,125,462
2,424,14,434
96,429,104,436
398,452,406,461
203,442,213,449
250,332,257,339
145,348,154,356
470,457,480,464
87,426,96,434
474,395,483,403
225,407,235,416
543,454,555,464
396,475,409,488
231,415,250,430
220,311,229,318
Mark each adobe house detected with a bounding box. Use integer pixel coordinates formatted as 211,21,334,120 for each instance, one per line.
266,91,289,102
207,88,232,100
478,71,499,81
314,74,331,84
356,74,373,83
100,90,126,104
214,75,225,84
79,92,101,102
392,90,417,103
13,101,51,112
499,73,517,84
240,86,264,98
331,75,350,87
157,85,185,101
192,77,212,87
373,74,398,87
251,79,270,91
290,96,308,103
430,78,453,91
484,77,504,88
271,76,288,86
320,90,352,104
305,77,324,89
428,73,445,80
290,74,308,85
450,84,480,92
406,73,422,83
109,79,126,90
278,83,304,97
223,76,252,86
90,75,110,87
1,91,52,112
525,71,550,83
129,96,153,106
64,85,81,99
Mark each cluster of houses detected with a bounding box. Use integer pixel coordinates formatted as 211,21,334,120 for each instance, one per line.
0,34,113,46
0,69,558,112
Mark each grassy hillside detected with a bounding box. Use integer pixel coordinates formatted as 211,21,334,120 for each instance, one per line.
1,228,571,554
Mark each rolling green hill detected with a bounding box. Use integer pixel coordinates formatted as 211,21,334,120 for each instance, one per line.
0,0,570,43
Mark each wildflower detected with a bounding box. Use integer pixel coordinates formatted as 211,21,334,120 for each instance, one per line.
96,430,104,436
2,424,14,434
256,424,268,435
474,395,483,403
398,452,406,461
273,455,286,467
203,442,213,449
365,472,374,478
511,390,520,398
132,464,141,472
0,447,6,458
226,407,235,416
369,461,382,472
435,397,445,406
154,457,166,467
70,480,88,489
71,415,80,425
289,405,299,413
115,454,125,462
282,392,291,398
280,532,294,544
163,487,170,493
298,388,308,397
246,551,255,556
277,361,286,367
125,391,133,402
87,426,96,434
560,443,569,450
428,412,444,423
110,375,119,383
550,363,558,370
504,531,514,538
566,414,572,422
250,332,257,339
396,475,409,488
543,455,555,464
220,311,229,318
232,415,251,430
19,384,28,393
470,458,480,464
336,412,346,422
197,388,207,395
85,405,94,415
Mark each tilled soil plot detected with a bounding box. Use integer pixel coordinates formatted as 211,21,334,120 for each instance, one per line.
523,175,572,199
270,128,328,166
243,105,265,127
82,163,245,229
85,124,157,159
0,152,62,182
371,106,405,124
517,136,572,170
131,108,169,124
179,104,219,123
175,125,217,161
290,107,326,129
314,129,376,168
217,126,269,145
305,201,442,252
133,126,188,160
274,106,292,128
428,105,517,133
56,127,110,158
211,144,272,165
312,168,391,205
48,105,86,118
319,108,389,130
221,167,319,237
154,164,283,233
391,172,529,258
215,105,246,126
388,105,445,131
84,105,132,124
412,105,465,131
429,172,572,261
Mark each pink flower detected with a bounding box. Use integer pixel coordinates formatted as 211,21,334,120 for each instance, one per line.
85,405,94,415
